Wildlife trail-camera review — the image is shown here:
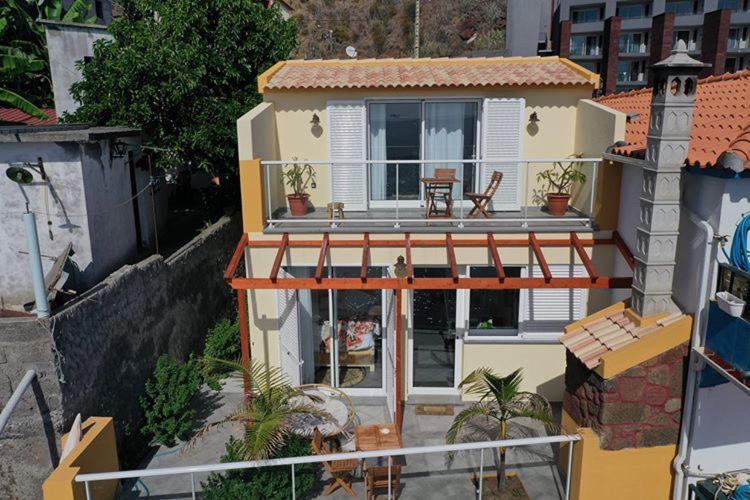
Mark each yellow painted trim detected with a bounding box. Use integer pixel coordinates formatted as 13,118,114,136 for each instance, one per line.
240,158,265,233
559,57,602,88
561,410,677,500
42,417,119,500
595,314,692,379
257,61,287,94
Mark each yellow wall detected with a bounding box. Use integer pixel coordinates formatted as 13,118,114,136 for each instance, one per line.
256,85,595,213
243,231,620,402
42,417,119,500
561,410,676,500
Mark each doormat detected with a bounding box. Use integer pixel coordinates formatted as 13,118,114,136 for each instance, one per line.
414,404,455,416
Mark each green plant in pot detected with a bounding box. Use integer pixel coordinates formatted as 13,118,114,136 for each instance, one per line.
282,160,315,216
536,154,586,217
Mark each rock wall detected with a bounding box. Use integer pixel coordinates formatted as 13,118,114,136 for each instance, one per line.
563,343,688,450
0,215,241,499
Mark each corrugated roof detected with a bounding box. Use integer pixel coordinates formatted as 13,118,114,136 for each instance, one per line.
596,70,750,170
0,107,57,126
561,311,685,370
259,56,600,92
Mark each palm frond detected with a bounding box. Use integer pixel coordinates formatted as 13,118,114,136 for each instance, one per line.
446,403,497,444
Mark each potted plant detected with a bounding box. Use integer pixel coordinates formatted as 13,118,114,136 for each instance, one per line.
537,154,586,216
282,160,315,216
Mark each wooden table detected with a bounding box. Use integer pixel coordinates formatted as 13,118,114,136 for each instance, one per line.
355,424,406,468
421,177,459,219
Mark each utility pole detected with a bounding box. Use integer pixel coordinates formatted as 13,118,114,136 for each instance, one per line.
413,0,420,58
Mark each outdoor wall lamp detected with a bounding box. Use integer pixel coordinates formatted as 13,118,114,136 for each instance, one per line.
310,113,320,126
529,112,540,125
394,256,408,278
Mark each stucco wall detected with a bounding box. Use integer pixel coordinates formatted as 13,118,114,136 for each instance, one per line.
256,85,594,213
0,139,144,306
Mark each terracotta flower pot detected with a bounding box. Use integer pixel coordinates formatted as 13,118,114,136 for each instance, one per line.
287,193,310,216
546,193,571,217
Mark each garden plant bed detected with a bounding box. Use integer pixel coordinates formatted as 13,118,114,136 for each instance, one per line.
474,472,530,500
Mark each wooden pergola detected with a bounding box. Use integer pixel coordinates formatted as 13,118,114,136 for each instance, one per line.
224,231,635,427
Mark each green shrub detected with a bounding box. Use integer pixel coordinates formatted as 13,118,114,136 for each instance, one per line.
201,435,318,500
202,318,241,390
140,355,202,447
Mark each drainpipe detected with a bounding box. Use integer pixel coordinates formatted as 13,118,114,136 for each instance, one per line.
672,210,714,500
24,209,50,318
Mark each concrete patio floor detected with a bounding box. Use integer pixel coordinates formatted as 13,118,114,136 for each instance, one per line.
117,377,567,499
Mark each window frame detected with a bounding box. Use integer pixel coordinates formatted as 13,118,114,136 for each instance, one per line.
571,5,604,24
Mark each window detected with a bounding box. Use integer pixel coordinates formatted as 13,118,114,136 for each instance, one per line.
570,34,602,55
467,267,521,337
95,0,104,19
665,0,702,15
728,27,749,50
579,61,601,73
619,32,649,54
617,59,647,82
718,0,742,11
673,29,702,51
725,57,738,73
571,5,604,23
616,2,651,18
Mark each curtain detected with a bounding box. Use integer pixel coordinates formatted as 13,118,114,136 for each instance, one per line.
425,102,468,199
369,103,387,201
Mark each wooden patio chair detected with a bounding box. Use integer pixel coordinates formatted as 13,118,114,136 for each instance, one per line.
466,171,503,218
313,427,358,497
364,462,402,500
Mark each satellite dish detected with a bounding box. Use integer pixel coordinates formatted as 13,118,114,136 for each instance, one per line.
345,46,358,59
5,166,33,185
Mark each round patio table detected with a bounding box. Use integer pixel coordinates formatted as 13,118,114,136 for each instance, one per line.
286,384,356,438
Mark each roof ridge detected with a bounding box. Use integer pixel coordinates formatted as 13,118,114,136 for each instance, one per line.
282,55,559,66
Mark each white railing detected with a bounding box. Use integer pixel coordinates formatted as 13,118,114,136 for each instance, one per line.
0,370,38,436
261,158,601,230
76,433,581,500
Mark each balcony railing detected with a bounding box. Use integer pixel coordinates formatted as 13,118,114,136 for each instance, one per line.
260,158,602,231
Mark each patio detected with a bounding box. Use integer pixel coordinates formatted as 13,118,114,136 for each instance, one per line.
118,377,568,499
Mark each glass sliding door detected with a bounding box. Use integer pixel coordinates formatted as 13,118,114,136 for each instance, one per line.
410,267,458,389
424,101,479,201
369,102,421,204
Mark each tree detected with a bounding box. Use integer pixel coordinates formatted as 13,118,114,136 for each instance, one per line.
66,0,297,177
199,358,329,460
0,0,95,118
446,367,556,492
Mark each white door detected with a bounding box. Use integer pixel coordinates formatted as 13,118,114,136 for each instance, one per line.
328,101,367,211
481,98,525,211
277,269,302,386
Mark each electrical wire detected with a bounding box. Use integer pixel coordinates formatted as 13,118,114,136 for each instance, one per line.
722,213,750,272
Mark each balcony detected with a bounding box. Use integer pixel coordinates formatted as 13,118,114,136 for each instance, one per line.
257,158,603,234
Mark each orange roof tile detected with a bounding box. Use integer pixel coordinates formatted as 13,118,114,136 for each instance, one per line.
596,71,750,170
259,56,600,92
561,311,684,369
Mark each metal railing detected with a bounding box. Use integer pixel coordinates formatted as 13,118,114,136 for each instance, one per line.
0,370,37,436
261,158,601,230
76,433,581,500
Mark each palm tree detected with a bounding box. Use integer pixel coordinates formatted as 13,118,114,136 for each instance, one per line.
200,358,331,460
446,367,556,492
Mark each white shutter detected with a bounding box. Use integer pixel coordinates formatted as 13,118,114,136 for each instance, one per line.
480,98,524,211
277,269,302,386
384,288,397,423
327,101,367,211
521,265,587,336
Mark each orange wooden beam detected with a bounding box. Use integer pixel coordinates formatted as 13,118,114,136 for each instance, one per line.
446,233,458,281
315,233,329,282
571,232,599,282
613,230,635,270
394,289,403,431
405,233,414,282
487,233,506,282
224,233,248,282
230,276,633,290
361,233,370,282
529,232,552,281
237,289,251,400
269,233,289,282
244,236,614,249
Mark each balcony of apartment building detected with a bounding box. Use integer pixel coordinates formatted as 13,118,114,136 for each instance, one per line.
569,3,607,33
726,26,750,72
616,0,654,30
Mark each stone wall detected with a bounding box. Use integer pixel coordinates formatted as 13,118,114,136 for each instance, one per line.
563,343,687,450
0,215,240,499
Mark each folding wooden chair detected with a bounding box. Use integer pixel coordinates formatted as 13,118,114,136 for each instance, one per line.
466,171,503,218
364,462,402,500
313,428,358,497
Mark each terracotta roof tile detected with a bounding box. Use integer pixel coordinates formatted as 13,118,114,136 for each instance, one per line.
596,70,750,171
0,107,56,126
562,309,688,370
261,56,600,92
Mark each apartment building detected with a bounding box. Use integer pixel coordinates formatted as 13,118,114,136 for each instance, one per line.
506,0,750,94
